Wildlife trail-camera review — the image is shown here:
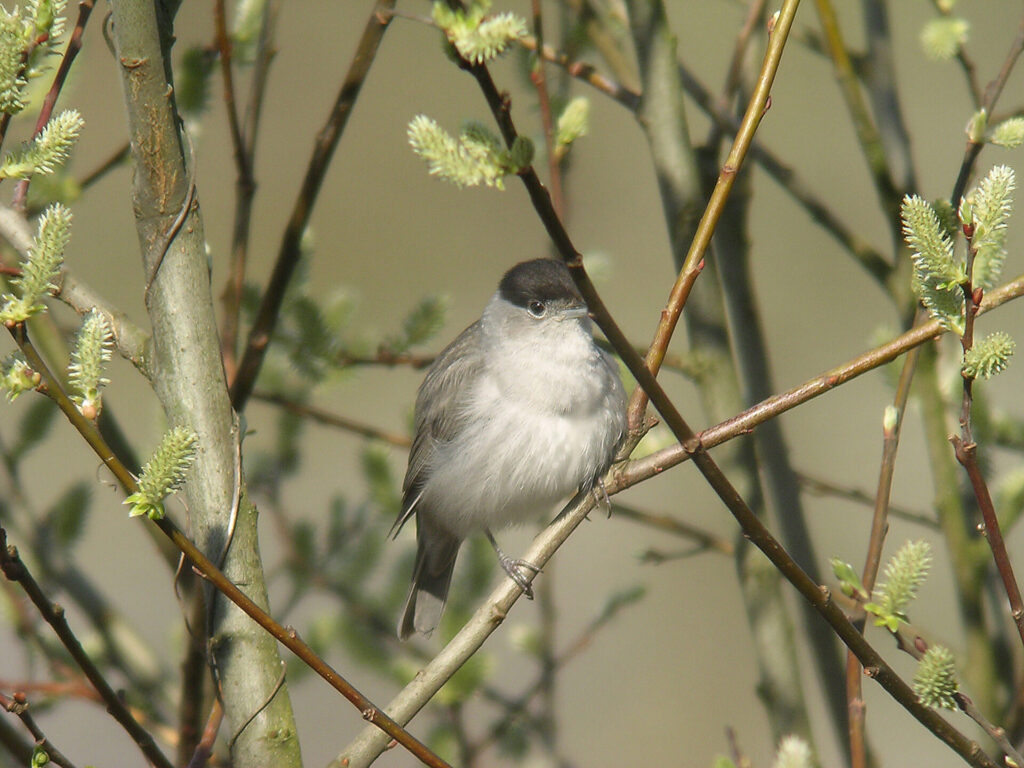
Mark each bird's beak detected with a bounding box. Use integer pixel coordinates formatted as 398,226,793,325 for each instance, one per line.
559,306,589,320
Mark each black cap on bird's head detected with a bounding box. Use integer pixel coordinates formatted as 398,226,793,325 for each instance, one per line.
498,259,585,313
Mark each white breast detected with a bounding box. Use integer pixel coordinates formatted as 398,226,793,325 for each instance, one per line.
419,318,625,539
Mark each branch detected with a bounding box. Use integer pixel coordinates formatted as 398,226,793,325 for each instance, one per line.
620,273,1024,489
230,0,396,410
11,0,96,211
847,340,921,768
0,527,173,768
5,323,451,768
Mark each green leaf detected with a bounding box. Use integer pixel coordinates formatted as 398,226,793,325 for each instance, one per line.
124,426,198,519
919,17,969,61
902,195,965,333
830,557,867,599
962,331,1015,379
970,165,1014,289
1,351,40,401
990,116,1024,148
913,645,958,709
0,203,72,322
408,114,512,189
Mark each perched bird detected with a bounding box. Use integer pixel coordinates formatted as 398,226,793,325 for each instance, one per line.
393,258,628,639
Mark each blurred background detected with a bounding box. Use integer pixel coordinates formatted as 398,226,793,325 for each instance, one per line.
2,1,1024,766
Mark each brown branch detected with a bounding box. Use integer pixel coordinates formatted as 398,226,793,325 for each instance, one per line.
626,2,799,425
611,502,734,555
11,0,96,212
252,390,412,447
950,11,1024,205
0,690,79,768
847,340,921,768
230,0,396,410
5,323,451,768
216,0,279,380
458,6,999,764
797,473,936,528
619,273,1024,490
0,528,173,768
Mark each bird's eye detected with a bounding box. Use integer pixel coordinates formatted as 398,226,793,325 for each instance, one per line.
527,300,546,318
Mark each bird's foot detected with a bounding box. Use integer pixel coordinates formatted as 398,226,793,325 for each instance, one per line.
486,529,541,599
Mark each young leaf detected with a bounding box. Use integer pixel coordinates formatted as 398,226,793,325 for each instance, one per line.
124,427,198,519
68,310,113,418
970,165,1014,290
408,114,510,189
902,195,965,333
919,17,969,61
868,540,932,629
962,331,1015,379
0,109,84,179
913,645,958,709
0,203,72,323
1,352,40,400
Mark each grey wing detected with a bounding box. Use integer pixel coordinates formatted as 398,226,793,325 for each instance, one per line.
390,321,485,536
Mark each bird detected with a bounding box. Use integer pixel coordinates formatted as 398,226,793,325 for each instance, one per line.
392,258,628,639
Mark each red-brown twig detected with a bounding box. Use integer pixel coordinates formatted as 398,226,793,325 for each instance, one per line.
950,11,1024,206
951,226,1024,654
0,528,172,768
0,690,78,768
625,3,797,426
11,0,95,212
252,390,412,447
215,0,279,380
454,6,998,765
846,340,921,768
5,322,451,768
230,0,396,410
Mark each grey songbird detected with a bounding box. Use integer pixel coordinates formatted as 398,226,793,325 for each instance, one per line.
393,258,628,639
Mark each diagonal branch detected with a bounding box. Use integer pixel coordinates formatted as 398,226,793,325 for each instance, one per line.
230,0,396,410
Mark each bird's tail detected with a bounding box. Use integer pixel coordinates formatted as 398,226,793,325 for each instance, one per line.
398,520,460,640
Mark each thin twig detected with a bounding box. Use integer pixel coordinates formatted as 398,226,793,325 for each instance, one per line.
342,5,1000,766
950,11,1024,205
515,33,892,283
230,0,396,410
797,473,937,529
0,528,174,768
618,273,1024,490
0,690,79,768
11,0,96,212
186,699,223,768
625,0,801,425
5,323,450,768
812,0,901,228
846,341,921,768
252,390,411,447
216,0,279,380
611,502,734,555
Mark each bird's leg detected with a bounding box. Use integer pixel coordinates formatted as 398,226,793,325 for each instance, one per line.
485,529,540,599
593,477,612,518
